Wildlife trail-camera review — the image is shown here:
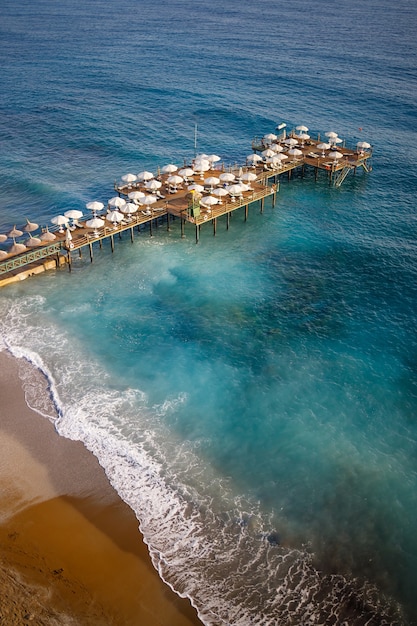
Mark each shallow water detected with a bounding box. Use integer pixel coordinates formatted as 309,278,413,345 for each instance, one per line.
1,0,417,623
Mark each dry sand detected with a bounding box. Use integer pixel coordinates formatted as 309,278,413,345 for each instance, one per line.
0,350,202,625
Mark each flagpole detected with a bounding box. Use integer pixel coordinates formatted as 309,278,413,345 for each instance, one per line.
194,122,198,157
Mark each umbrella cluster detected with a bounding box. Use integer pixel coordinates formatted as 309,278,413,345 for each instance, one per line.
0,219,44,256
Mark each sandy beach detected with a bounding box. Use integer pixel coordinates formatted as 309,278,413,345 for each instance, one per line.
0,350,202,625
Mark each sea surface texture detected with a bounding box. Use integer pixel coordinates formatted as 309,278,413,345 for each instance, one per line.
1,1,417,624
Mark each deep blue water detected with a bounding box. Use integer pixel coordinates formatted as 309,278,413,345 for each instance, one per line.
1,0,417,623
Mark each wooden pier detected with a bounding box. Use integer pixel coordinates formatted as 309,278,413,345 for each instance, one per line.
0,130,372,288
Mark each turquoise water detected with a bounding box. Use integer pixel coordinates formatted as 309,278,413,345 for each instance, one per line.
1,0,417,623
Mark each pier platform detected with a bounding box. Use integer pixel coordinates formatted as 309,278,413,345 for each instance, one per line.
0,129,372,288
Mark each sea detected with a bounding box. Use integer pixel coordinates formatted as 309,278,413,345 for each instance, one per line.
1,0,417,624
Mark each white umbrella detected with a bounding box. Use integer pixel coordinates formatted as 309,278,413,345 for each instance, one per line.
298,133,310,145
64,209,83,228
9,238,27,254
269,143,284,153
86,216,105,228
219,172,235,183
121,173,137,183
263,133,277,143
241,172,257,183
246,153,263,165
207,154,221,163
106,210,124,224
266,155,283,168
23,219,39,233
26,234,42,247
128,191,146,201
325,131,338,139
317,142,331,156
178,167,195,178
193,158,210,172
284,138,298,147
64,228,73,248
86,216,105,235
51,215,69,233
86,201,104,213
188,183,205,193
296,125,309,133
195,153,209,160
145,179,162,192
167,175,183,187
7,225,23,238
39,227,56,242
261,148,276,158
0,234,7,243
328,151,343,160
121,202,137,215
201,195,219,207
329,136,343,145
161,164,178,174
137,170,154,181
108,196,126,209
204,176,220,190
64,209,83,220
357,141,371,150
141,195,158,206
275,153,288,161
226,183,245,197
288,148,303,157
212,187,228,199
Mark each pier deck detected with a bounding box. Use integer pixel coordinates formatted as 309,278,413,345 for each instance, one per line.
0,131,372,287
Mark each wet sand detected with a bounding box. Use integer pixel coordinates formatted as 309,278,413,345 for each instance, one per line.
0,350,202,625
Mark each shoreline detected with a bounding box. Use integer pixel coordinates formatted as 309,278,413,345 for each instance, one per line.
0,349,202,625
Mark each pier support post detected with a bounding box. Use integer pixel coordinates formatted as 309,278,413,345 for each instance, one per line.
78,248,82,258
226,212,230,230
99,239,102,249
110,235,114,253
195,225,199,244
260,199,264,214
130,227,134,243
213,218,217,236
315,167,318,181
181,218,185,238
245,205,248,221
167,212,170,231
149,219,153,237
67,251,72,272
89,243,93,262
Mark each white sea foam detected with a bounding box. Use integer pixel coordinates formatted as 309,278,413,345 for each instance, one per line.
0,292,405,625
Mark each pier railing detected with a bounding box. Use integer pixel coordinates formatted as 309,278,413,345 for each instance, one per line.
0,242,62,275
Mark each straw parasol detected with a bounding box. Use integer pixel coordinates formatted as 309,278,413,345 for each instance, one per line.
23,219,39,233
39,226,56,242
9,238,27,254
25,234,42,247
7,225,23,238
